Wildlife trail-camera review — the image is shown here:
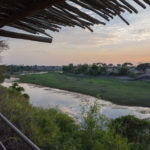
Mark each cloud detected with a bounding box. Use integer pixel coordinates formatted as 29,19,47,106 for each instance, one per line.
46,6,150,50
133,28,150,34
1,3,150,65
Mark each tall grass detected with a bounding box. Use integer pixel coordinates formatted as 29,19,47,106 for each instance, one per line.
20,72,150,107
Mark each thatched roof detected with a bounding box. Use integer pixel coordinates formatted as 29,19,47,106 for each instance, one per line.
0,0,150,43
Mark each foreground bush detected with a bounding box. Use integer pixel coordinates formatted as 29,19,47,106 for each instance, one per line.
0,86,150,150
109,115,150,150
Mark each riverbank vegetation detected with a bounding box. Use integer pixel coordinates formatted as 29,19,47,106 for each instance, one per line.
20,72,150,107
0,65,5,83
3,62,150,79
0,84,150,150
63,63,150,79
5,65,62,75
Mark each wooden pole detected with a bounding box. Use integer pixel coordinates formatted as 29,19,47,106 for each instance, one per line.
0,29,52,43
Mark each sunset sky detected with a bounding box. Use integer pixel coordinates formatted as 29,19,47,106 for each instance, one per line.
1,3,150,66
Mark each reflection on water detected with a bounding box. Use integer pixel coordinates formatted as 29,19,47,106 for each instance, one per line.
2,78,150,120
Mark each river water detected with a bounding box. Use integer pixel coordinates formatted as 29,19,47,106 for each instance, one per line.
2,78,150,120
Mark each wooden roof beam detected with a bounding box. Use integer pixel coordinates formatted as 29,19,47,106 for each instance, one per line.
0,29,52,43
0,0,65,28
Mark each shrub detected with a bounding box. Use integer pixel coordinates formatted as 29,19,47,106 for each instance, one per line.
136,63,150,73
109,71,118,76
128,72,136,78
10,83,29,99
118,65,130,76
0,88,77,150
63,64,74,73
78,102,130,150
1,87,149,150
109,115,150,150
0,65,5,83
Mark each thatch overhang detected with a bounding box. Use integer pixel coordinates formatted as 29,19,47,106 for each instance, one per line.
0,0,150,43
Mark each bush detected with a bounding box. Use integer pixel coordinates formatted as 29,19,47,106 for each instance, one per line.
0,87,77,150
0,65,5,83
109,115,150,150
10,83,29,99
0,88,133,150
118,65,130,76
109,71,118,76
1,87,150,150
63,64,74,73
128,72,136,78
136,63,150,73
22,93,30,99
0,73,4,83
78,102,130,150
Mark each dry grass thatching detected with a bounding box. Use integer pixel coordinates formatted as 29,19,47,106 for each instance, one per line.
0,0,150,43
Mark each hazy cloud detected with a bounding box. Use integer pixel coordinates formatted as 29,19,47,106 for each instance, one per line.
1,4,150,65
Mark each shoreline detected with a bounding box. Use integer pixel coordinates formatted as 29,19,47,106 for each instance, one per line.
19,81,150,110
2,77,150,121
18,72,150,108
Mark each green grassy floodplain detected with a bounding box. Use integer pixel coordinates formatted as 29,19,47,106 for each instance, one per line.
19,72,150,107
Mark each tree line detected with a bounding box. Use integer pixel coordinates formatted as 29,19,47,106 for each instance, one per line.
63,63,150,77
5,65,62,74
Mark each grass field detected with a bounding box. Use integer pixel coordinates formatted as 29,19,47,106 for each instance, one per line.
19,72,150,107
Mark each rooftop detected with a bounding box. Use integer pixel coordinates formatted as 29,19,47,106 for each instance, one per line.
0,0,150,43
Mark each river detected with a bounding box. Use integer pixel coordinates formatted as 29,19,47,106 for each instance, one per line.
2,77,150,121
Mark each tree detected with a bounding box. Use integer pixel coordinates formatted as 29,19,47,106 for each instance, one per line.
108,64,113,67
118,66,129,76
11,83,25,92
99,63,107,74
0,41,8,52
0,41,8,78
80,102,130,150
0,65,5,83
109,115,150,150
117,64,121,67
118,64,130,76
136,63,150,73
76,64,89,74
81,64,89,73
10,83,30,99
63,64,74,73
90,63,100,76
123,62,133,67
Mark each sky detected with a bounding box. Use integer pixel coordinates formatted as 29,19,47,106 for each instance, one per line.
1,2,150,66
